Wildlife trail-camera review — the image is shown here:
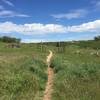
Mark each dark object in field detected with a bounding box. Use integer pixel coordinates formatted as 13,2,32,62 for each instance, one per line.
50,62,55,68
30,67,35,73
6,43,21,48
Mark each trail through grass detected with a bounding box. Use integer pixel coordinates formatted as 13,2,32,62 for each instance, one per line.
1,41,100,100
43,50,54,100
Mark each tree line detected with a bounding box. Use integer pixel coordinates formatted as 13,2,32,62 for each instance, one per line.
0,36,21,43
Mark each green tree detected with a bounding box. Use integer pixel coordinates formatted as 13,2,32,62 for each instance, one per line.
94,36,100,41
0,36,21,43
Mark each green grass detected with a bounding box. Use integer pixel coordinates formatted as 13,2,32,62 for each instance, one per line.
0,41,100,100
52,47,100,100
0,42,47,100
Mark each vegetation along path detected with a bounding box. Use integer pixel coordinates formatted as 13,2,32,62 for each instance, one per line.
43,50,54,100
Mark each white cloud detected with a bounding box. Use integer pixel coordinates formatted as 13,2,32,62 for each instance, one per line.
21,39,45,43
51,9,88,19
67,20,100,32
0,20,100,35
0,22,66,34
0,10,30,18
0,0,29,18
2,0,14,7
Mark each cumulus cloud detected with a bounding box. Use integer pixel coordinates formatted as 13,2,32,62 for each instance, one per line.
67,20,100,32
0,20,100,35
0,22,66,34
2,0,14,7
51,9,88,19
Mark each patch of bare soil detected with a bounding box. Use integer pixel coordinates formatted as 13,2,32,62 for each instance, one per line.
43,50,54,100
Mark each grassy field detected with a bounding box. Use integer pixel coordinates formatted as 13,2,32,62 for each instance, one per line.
52,45,100,100
0,42,48,100
0,40,100,100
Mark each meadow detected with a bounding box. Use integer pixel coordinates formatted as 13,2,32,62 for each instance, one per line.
0,40,100,100
52,45,100,100
0,42,48,100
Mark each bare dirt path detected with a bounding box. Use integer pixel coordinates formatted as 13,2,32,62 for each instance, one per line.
43,50,54,100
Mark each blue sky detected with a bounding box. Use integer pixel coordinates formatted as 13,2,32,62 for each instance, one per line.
0,0,100,42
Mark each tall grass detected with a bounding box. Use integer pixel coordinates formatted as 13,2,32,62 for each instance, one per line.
1,41,100,100
52,50,100,100
0,43,47,100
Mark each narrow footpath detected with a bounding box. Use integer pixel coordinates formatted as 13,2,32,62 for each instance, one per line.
43,50,54,100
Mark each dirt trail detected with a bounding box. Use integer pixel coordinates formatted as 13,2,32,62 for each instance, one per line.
43,50,54,100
